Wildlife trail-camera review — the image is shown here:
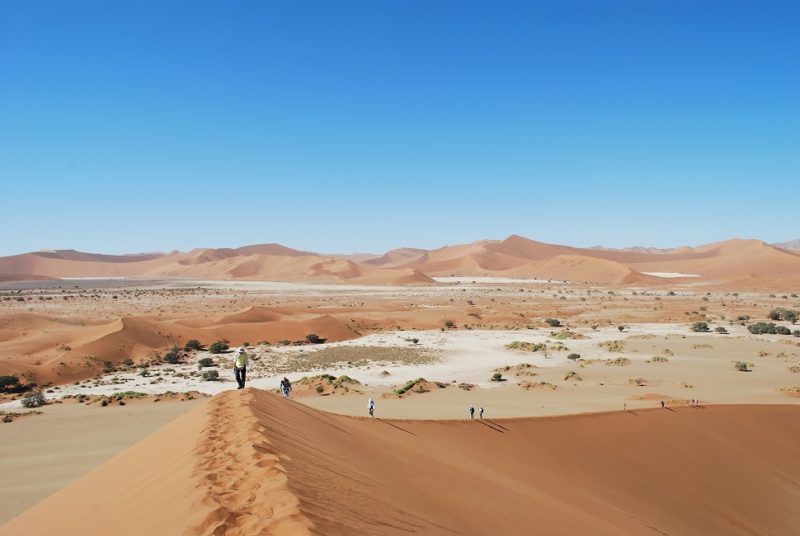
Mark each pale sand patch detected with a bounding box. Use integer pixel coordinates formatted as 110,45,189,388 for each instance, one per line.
0,400,199,524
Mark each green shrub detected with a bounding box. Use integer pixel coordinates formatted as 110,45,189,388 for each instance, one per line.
714,326,728,334
0,376,19,389
21,391,46,408
305,333,327,344
184,339,203,351
443,320,456,329
567,353,581,361
163,351,181,364
491,372,503,382
208,341,229,354
768,308,798,324
691,322,710,332
315,385,324,394
734,361,751,372
197,357,215,368
544,318,561,327
202,370,220,381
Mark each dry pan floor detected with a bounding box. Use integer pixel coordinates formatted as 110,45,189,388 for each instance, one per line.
2,389,799,535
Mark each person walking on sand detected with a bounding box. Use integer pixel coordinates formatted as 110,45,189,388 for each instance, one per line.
660,400,665,409
234,347,248,389
469,405,475,420
479,406,484,419
280,377,292,399
368,397,375,418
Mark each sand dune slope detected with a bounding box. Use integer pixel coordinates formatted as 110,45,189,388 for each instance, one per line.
4,391,798,535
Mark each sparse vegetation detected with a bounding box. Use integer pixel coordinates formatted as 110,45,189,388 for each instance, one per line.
0,376,19,390
305,333,327,344
506,341,547,352
564,371,582,381
691,322,710,332
567,353,581,361
628,377,647,386
208,341,229,354
768,308,798,324
648,356,669,363
443,320,456,329
734,361,752,372
544,318,561,327
605,357,631,366
714,326,728,334
197,357,215,368
21,391,46,408
202,370,220,381
491,372,503,382
748,322,793,335
184,339,203,351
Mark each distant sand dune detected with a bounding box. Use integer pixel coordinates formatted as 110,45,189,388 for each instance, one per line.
3,390,798,535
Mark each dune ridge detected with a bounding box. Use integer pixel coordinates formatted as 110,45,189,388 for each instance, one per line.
3,390,798,535
1,235,798,287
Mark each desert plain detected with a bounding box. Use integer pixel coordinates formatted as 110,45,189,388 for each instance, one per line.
1,236,799,534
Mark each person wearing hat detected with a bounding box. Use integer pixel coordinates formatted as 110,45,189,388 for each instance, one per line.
234,347,248,389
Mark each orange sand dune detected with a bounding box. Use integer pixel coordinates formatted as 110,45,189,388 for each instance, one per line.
0,307,360,385
4,390,798,535
0,246,433,285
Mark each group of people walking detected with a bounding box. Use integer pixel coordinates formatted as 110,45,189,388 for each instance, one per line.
468,405,484,419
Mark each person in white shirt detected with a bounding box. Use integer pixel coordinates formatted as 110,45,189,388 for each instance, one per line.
234,347,248,389
367,397,375,418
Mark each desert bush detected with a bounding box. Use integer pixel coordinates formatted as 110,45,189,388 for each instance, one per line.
544,318,561,327
122,358,134,367
734,361,752,372
794,330,800,337
21,391,46,408
567,353,581,361
714,326,728,334
506,341,547,352
315,385,324,394
197,357,215,368
208,341,229,354
605,357,631,366
202,370,220,381
163,351,181,364
0,376,19,389
628,377,647,386
564,371,582,381
184,339,203,351
691,322,710,332
649,356,669,363
768,308,798,324
305,333,327,344
443,320,456,329
491,372,503,382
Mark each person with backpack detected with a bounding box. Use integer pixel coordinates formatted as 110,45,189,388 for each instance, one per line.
468,405,475,420
234,347,248,389
282,377,292,398
367,397,375,418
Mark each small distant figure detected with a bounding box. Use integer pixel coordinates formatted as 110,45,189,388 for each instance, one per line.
660,400,665,409
479,406,484,419
234,348,248,389
279,377,292,398
468,405,475,420
368,397,375,418
284,377,293,398
623,403,627,411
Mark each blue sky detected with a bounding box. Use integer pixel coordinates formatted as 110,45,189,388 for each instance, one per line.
1,1,798,256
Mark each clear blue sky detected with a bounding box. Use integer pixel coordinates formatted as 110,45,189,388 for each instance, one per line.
1,1,798,256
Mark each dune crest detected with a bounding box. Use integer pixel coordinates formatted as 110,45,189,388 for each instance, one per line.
3,391,798,535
